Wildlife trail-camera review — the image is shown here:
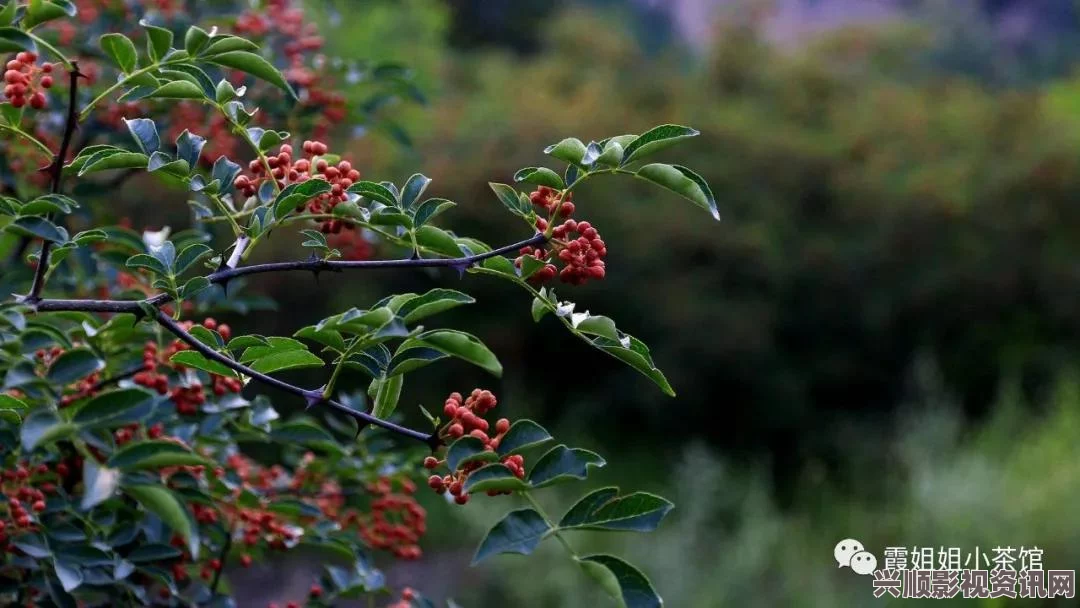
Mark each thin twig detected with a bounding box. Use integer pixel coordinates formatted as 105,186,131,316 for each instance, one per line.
208,522,232,597
25,63,82,303
155,311,438,447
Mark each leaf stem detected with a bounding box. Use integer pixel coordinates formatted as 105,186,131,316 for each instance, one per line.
0,124,53,157
522,492,578,558
79,59,184,121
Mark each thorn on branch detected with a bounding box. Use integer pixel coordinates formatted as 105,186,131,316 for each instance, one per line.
303,388,325,411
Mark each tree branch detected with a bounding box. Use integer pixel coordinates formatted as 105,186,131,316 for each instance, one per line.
24,63,82,303
31,232,547,314
154,311,438,447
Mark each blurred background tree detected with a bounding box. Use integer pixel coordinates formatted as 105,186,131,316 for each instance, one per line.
54,0,1080,604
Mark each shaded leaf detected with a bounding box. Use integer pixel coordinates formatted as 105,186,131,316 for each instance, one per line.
621,124,699,165
579,554,662,608
46,347,104,384
496,419,552,456
205,51,294,97
528,445,606,488
514,167,564,189
636,163,718,221
559,488,673,533
108,440,210,470
472,508,550,565
123,485,197,558
408,329,501,376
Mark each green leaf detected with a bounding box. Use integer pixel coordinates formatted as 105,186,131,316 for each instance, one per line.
346,181,398,207
636,163,718,221
408,329,501,376
463,463,530,493
6,216,68,243
0,393,28,411
205,51,295,97
514,167,565,189
78,150,149,176
413,197,455,227
23,0,71,29
201,35,260,56
21,409,75,451
175,130,205,168
371,374,403,420
271,420,334,444
590,333,674,396
123,118,159,155
0,26,35,54
0,2,16,26
148,80,206,100
46,347,104,384
142,21,173,61
125,253,169,277
127,544,183,563
559,488,673,533
273,179,333,219
53,560,82,593
413,225,463,257
496,419,552,456
108,440,210,470
445,436,499,471
19,194,79,216
472,508,550,565
579,554,661,608
249,349,323,374
531,296,550,323
72,388,156,428
400,173,431,208
386,347,447,376
294,326,346,352
544,137,588,166
183,25,210,56
621,124,699,165
397,288,475,324
169,350,239,379
123,485,197,558
175,243,212,275
239,336,306,362
528,445,606,488
489,182,528,217
594,141,624,167
99,33,138,73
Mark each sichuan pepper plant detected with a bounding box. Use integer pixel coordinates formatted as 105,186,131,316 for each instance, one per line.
0,2,719,607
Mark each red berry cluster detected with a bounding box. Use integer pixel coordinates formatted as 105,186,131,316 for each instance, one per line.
3,52,53,110
1,462,61,551
233,141,362,234
529,185,576,218
518,216,607,285
134,318,241,415
349,476,425,560
424,389,524,505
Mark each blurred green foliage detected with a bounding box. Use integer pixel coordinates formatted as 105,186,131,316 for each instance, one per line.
295,6,1080,475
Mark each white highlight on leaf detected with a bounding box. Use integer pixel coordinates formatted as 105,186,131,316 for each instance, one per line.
555,301,575,317
570,311,591,328
81,462,120,511
142,227,171,248
619,335,631,349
